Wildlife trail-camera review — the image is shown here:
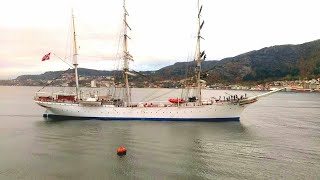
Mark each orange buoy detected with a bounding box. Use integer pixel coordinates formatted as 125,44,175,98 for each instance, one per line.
117,146,127,156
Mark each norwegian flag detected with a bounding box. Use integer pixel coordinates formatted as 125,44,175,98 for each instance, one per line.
41,52,51,61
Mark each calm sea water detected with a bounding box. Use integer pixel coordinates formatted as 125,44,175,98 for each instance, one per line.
0,86,319,179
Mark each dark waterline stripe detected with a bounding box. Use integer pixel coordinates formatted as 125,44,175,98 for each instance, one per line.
43,114,240,121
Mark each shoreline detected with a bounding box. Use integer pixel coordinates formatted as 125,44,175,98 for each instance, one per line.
1,85,319,93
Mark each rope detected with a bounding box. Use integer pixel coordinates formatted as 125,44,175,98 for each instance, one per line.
141,89,174,102
52,53,74,68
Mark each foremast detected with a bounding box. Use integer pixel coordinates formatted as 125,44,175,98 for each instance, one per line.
196,0,205,105
72,10,80,100
122,0,133,106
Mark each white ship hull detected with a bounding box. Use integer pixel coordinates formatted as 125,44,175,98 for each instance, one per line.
36,101,246,121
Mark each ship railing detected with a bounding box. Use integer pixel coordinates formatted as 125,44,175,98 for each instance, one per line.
130,101,176,107
129,101,212,107
34,91,79,103
34,92,54,102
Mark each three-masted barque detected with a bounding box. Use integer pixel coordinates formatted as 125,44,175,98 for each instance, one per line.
34,0,282,121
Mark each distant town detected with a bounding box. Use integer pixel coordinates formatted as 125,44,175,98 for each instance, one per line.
1,72,320,92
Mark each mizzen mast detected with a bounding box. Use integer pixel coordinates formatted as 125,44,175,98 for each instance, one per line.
196,0,205,105
122,0,133,106
72,10,80,100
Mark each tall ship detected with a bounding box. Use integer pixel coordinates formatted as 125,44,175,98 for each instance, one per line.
34,0,282,121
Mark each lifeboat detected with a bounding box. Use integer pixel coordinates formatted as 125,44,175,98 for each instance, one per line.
168,98,185,104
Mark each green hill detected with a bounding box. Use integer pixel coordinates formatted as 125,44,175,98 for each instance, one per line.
16,39,320,84
151,39,320,83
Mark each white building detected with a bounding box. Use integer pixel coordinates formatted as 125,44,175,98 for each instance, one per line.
91,80,97,88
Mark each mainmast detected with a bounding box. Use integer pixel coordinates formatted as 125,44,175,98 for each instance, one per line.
122,0,133,106
72,10,80,100
196,0,205,105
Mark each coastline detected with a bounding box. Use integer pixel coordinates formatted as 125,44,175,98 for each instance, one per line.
1,85,319,93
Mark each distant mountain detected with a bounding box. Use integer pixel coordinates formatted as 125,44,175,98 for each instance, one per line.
151,61,219,81
149,39,320,83
16,68,121,81
16,39,320,83
207,39,320,83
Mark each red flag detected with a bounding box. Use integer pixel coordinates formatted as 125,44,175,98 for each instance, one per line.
41,52,51,61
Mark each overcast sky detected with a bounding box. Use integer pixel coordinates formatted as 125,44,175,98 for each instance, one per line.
1,0,320,79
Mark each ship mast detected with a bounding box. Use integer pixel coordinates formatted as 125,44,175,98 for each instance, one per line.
72,10,80,100
196,0,205,105
122,0,132,106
